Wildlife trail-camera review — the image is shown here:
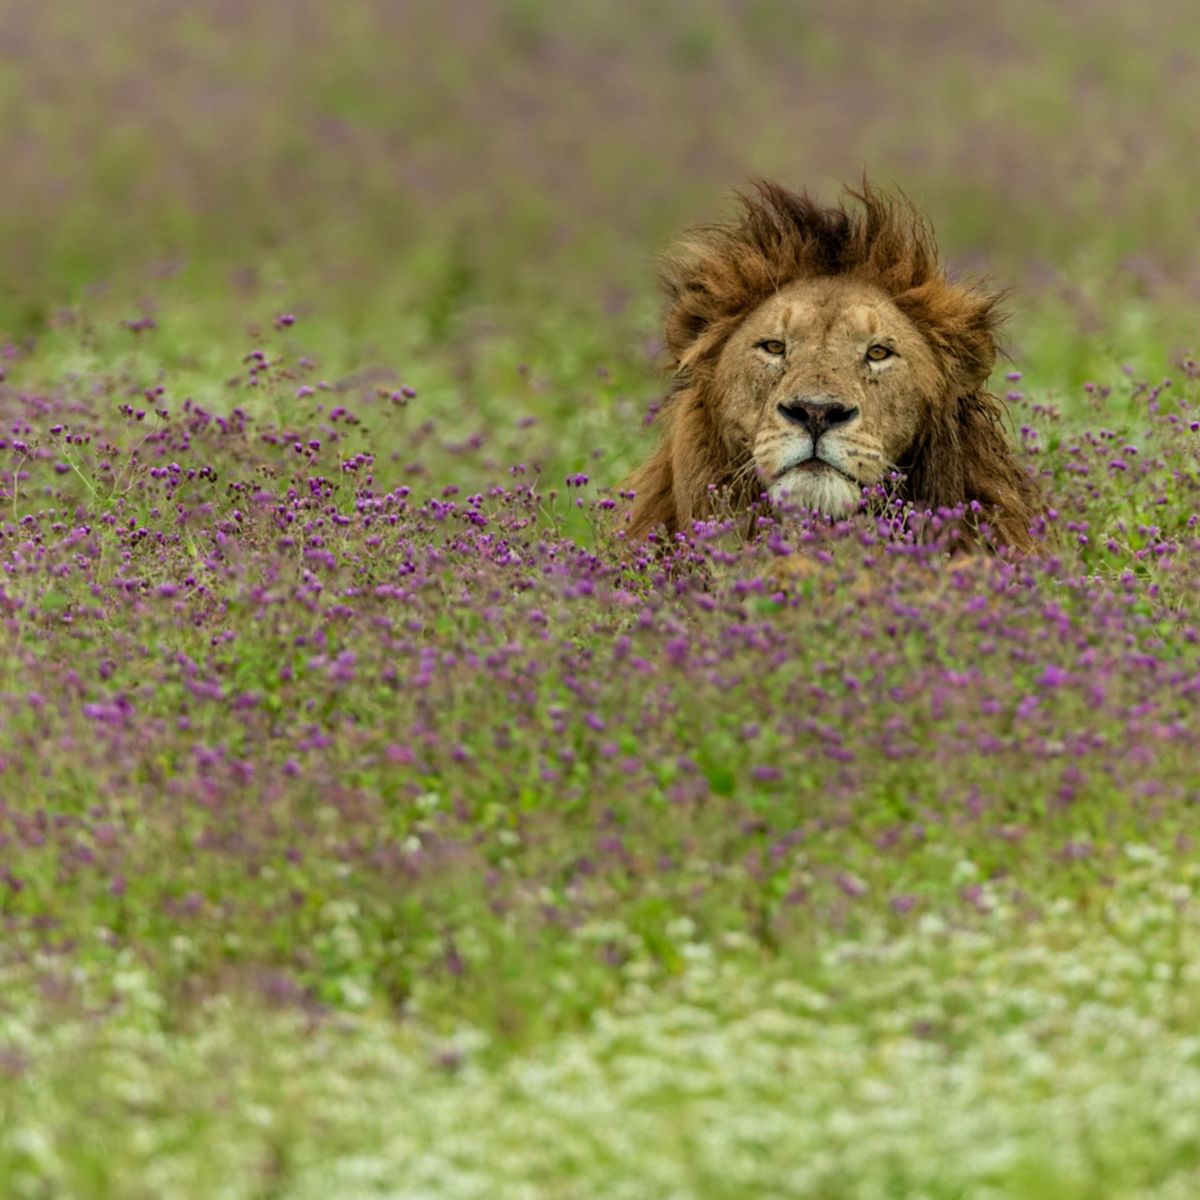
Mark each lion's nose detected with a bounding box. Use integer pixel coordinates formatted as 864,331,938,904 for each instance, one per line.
777,397,859,442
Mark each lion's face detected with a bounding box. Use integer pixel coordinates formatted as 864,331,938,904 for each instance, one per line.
623,181,1039,550
712,276,943,516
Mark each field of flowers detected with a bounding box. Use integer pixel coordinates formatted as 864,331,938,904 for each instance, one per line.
3,2,1200,1197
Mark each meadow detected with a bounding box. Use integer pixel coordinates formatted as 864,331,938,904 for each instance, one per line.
3,2,1200,1196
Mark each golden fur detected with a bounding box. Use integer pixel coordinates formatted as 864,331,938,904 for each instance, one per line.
624,181,1039,550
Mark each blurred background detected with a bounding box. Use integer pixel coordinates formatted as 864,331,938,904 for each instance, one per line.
3,0,1198,482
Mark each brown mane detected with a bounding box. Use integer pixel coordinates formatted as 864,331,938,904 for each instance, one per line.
624,180,1040,550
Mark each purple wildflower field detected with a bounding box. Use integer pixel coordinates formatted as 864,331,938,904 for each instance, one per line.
3,2,1200,1197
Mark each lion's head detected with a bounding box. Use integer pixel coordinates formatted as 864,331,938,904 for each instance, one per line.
624,180,1039,550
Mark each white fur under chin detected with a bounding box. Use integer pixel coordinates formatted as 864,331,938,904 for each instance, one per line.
768,468,860,516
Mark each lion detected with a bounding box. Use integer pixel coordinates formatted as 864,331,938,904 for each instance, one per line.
623,180,1040,551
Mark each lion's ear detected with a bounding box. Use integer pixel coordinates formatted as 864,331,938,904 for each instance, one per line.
663,282,708,365
660,228,750,370
663,278,726,370
897,281,1002,394
905,390,1038,551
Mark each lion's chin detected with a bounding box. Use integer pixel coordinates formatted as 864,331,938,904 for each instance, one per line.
767,464,861,517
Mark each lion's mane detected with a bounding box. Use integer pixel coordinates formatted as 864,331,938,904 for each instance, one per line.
624,180,1040,550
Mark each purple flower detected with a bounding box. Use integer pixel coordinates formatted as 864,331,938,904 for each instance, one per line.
1036,665,1070,689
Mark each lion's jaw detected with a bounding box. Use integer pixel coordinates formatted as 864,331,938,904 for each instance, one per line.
712,276,943,518
765,452,862,516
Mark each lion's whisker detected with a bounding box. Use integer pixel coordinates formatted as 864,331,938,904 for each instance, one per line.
730,457,763,490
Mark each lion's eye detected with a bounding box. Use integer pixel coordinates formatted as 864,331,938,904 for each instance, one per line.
866,344,895,362
758,339,786,356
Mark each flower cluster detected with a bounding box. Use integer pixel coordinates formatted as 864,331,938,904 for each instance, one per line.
2,315,1199,1195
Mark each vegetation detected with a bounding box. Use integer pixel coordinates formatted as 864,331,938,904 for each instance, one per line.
2,2,1200,1195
